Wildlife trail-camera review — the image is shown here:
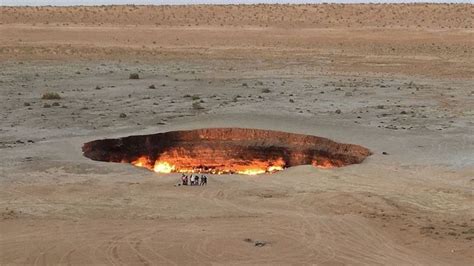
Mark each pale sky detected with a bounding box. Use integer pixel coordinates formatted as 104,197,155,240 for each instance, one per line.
1,0,471,6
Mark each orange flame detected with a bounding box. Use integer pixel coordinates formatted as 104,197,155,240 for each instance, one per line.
153,161,176,173
131,156,153,169
130,155,286,175
312,159,336,169
130,155,336,175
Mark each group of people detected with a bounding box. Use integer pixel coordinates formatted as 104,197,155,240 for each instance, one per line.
180,173,207,186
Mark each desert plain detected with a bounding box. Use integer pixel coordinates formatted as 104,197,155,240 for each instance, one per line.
0,4,473,265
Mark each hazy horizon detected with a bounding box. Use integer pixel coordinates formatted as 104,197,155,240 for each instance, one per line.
1,0,471,7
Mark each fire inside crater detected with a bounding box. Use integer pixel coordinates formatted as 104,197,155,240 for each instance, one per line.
82,128,371,175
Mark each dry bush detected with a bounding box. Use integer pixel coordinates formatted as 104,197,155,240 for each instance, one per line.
41,92,61,100
129,73,139,79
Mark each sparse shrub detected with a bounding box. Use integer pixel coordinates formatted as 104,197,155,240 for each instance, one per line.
119,113,127,118
129,73,140,79
95,85,101,90
261,88,271,93
43,103,51,108
41,92,61,100
52,102,60,107
191,95,200,100
148,84,156,89
242,82,248,87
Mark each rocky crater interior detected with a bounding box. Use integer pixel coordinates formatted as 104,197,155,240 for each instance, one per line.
82,128,372,175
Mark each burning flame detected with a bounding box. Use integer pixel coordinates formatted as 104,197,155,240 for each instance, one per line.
130,155,286,175
129,155,338,174
153,161,175,173
236,169,266,175
268,165,284,172
312,159,336,169
131,156,153,169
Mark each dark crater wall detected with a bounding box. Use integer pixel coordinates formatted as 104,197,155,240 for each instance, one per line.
82,128,372,174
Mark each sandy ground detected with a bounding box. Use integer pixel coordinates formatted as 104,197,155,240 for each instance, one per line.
1,4,473,265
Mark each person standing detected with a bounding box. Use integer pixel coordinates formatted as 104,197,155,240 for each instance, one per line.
181,174,188,186
190,174,195,186
201,175,207,186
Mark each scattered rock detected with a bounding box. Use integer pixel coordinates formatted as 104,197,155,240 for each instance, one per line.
43,103,51,108
244,238,267,247
192,102,205,110
119,113,127,118
335,109,342,114
148,84,156,89
382,151,388,155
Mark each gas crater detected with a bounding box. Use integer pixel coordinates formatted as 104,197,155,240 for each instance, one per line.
82,128,372,175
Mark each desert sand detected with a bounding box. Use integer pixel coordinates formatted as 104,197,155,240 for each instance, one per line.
0,4,473,265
